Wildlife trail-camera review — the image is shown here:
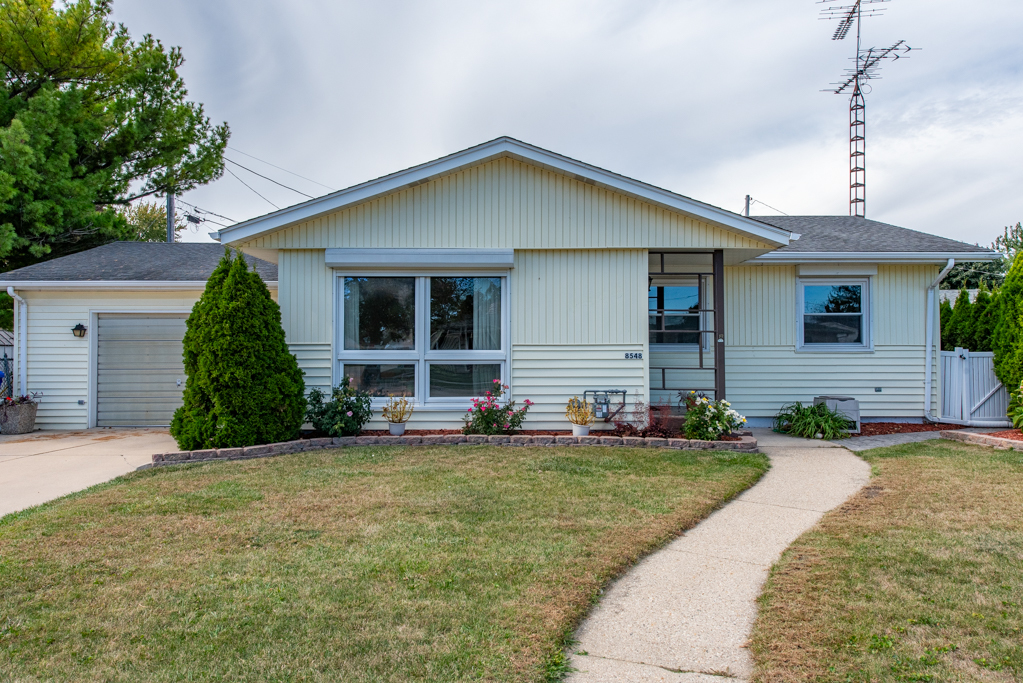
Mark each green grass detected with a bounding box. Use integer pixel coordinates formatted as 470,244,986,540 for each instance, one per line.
0,445,767,682
750,439,1023,682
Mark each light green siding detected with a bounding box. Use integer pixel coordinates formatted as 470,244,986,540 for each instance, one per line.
717,264,939,418
513,249,647,345
16,289,204,430
512,345,647,430
278,249,332,344
241,158,774,252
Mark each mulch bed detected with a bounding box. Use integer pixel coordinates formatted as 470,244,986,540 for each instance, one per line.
853,422,965,437
987,429,1023,441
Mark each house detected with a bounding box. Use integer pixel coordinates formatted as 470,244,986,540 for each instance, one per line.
0,137,998,430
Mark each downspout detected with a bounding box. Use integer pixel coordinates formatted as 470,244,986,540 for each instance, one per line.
6,287,27,396
923,259,954,422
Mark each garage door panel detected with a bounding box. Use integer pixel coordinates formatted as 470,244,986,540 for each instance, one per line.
97,315,188,427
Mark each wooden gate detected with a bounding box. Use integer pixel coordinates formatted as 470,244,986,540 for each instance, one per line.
940,348,1011,426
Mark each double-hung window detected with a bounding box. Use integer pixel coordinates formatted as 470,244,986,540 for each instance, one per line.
797,278,871,350
338,274,507,404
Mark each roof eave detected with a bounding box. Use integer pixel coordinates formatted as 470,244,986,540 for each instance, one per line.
216,137,792,248
748,251,1001,264
0,280,278,290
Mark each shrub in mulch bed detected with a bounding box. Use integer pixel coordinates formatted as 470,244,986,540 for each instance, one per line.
853,422,965,437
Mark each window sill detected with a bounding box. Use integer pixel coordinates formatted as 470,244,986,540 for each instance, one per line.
795,345,875,354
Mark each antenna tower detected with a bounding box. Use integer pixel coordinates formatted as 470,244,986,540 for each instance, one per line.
819,0,913,217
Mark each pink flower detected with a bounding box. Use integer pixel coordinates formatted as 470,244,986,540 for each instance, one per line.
524,399,534,406
493,378,500,383
503,384,509,389
346,411,353,417
504,423,510,429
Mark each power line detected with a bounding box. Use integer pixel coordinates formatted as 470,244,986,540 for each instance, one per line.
749,198,790,216
175,198,235,223
224,158,316,199
225,167,279,210
227,146,336,191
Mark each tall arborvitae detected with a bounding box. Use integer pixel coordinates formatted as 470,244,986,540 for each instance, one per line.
993,255,1023,392
939,297,954,351
945,288,974,351
970,285,996,352
171,251,306,449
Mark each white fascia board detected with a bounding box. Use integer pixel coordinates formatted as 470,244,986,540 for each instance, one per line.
216,137,792,248
0,280,277,290
749,251,1001,264
326,248,514,270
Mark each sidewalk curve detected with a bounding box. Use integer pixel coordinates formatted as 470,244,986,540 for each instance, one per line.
567,429,871,682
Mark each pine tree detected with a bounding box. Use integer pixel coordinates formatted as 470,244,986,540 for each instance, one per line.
170,251,306,449
939,297,954,351
945,289,974,350
993,254,1023,391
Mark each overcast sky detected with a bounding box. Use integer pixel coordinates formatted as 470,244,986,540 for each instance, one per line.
111,0,1023,247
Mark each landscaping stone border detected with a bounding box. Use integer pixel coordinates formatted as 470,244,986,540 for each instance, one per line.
940,430,1023,451
152,434,758,466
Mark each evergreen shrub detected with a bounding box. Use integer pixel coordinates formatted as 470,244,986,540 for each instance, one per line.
939,298,954,351
170,251,306,450
944,289,973,351
993,255,1023,391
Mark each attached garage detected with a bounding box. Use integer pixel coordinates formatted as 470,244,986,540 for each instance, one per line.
95,314,188,427
0,242,277,430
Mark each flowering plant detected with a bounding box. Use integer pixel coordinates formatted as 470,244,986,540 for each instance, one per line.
306,376,373,437
462,380,533,435
681,391,746,441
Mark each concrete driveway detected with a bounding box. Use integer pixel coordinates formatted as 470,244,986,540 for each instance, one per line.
0,428,176,518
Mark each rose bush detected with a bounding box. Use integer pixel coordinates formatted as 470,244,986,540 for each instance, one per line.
462,380,532,435
306,376,373,437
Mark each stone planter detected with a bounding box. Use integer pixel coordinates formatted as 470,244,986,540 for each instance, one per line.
388,422,407,436
572,424,590,437
0,401,38,435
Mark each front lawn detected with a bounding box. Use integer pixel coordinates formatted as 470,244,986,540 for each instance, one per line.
750,439,1023,682
0,445,767,682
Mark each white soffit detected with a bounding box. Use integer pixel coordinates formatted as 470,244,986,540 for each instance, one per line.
217,137,792,248
797,264,878,276
325,248,514,270
751,251,1001,264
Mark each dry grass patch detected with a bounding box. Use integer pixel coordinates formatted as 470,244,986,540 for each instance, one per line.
751,440,1023,682
0,445,766,682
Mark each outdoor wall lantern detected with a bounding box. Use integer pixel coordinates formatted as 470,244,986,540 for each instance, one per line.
71,323,87,338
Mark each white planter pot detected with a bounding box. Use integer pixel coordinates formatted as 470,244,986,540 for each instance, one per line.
388,422,407,436
572,424,590,437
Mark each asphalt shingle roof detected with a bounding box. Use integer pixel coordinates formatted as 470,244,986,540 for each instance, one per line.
0,242,277,282
750,216,992,254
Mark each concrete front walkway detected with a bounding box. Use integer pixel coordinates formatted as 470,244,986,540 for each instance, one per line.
568,430,871,682
0,428,175,517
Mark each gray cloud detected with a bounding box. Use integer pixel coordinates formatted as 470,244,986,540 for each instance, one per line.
112,0,1023,247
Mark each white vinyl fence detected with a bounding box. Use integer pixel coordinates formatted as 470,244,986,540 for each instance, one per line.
940,348,1012,427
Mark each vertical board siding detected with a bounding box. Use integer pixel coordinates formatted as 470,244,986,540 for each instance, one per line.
724,265,796,347
278,250,332,343
511,344,647,430
513,249,647,345
21,290,204,429
874,264,935,345
241,158,774,252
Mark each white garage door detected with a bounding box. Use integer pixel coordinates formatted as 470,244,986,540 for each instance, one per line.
96,314,188,427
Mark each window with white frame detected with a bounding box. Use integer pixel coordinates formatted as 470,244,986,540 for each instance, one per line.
797,278,870,350
337,274,507,404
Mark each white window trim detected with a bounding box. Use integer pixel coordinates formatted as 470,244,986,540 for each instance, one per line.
335,271,510,408
796,277,874,353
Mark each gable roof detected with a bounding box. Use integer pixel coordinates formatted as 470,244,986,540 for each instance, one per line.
749,216,1000,263
0,242,277,288
214,137,793,248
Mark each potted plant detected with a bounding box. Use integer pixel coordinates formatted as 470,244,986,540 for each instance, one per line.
566,396,594,436
1,395,38,435
382,395,413,436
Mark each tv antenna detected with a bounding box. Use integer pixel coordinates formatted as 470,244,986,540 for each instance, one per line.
819,0,914,217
